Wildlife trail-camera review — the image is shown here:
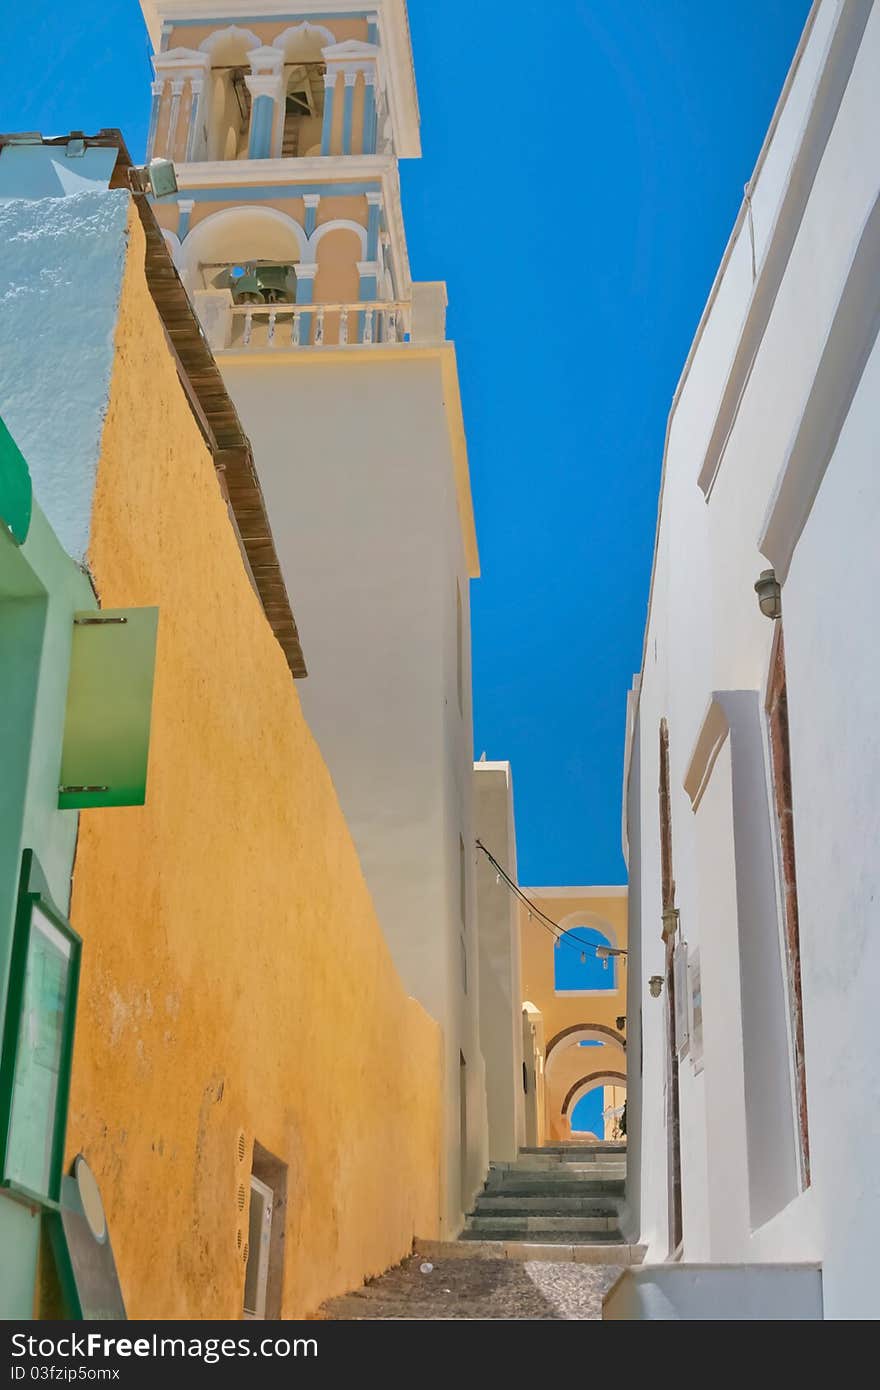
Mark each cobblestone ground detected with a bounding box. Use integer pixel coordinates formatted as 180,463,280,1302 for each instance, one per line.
319,1253,623,1320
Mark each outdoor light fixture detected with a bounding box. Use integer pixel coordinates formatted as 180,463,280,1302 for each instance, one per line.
595,945,611,970
661,906,680,940
649,975,664,998
130,158,178,199
754,568,782,620
616,1016,626,1031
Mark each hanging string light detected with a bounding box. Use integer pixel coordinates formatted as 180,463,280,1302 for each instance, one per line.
476,839,628,960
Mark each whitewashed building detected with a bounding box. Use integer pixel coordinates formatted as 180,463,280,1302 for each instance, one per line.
619,0,880,1320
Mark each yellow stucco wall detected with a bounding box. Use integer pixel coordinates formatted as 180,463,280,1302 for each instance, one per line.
520,890,628,1140
63,207,441,1320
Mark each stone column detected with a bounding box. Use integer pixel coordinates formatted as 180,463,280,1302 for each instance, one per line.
366,191,382,261
146,79,164,160
303,194,320,239
374,85,390,154
185,79,203,161
166,79,185,162
357,259,379,343
177,198,195,241
321,72,337,155
295,262,318,346
362,70,377,154
248,92,276,159
342,70,357,155
245,49,284,159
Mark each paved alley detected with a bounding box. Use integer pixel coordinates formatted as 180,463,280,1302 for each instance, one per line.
319,1251,623,1320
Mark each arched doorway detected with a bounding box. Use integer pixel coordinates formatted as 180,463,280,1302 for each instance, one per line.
565,1071,627,1142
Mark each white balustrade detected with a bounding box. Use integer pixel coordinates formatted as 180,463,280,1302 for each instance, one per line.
225,301,413,350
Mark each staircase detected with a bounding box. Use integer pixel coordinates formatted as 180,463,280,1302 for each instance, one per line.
461,1142,627,1249
317,1144,640,1319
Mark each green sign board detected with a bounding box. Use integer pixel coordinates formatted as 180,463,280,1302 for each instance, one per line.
58,608,159,810
0,851,81,1208
0,414,32,546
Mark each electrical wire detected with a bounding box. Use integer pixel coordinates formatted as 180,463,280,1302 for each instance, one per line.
475,840,628,959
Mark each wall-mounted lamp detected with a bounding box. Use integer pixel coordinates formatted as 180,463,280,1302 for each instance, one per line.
754,568,782,621
661,907,680,941
649,975,664,999
130,158,178,199
616,1016,626,1031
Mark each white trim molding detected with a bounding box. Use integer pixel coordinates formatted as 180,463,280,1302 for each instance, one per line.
272,21,336,59
153,45,211,79
759,191,880,583
310,219,368,259
179,203,310,282
197,23,261,56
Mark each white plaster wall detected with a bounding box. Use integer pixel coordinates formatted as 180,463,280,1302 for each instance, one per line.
220,352,488,1235
0,190,129,564
778,334,880,1318
628,0,880,1311
474,762,525,1162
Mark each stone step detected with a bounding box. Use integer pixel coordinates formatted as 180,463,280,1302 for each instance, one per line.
466,1213,619,1234
519,1143,627,1155
418,1238,644,1265
486,1178,625,1199
322,1292,587,1321
489,1160,625,1176
492,1155,626,1170
320,1294,466,1320
459,1227,624,1245
474,1194,620,1216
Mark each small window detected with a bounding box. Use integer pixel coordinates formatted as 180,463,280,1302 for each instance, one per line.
688,949,704,1073
242,1141,287,1319
243,1175,273,1319
554,928,616,992
674,942,689,1058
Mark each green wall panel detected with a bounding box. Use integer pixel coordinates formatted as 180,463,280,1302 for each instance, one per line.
58,609,159,809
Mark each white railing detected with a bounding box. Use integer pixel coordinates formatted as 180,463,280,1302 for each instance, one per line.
229,300,411,349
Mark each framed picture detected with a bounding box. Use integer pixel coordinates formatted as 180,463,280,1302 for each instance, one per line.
673,942,690,1057
688,948,704,1074
0,850,81,1207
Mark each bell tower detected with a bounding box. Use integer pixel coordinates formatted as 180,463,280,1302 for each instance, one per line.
139,0,486,1238
140,1,427,350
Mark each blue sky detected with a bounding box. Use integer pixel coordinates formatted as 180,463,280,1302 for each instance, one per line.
0,1,812,885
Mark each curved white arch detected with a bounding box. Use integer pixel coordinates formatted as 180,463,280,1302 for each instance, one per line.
198,25,261,60
272,21,336,60
179,206,309,289
556,910,619,950
566,1073,627,1118
544,1027,625,1079
308,219,368,261
161,228,182,269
